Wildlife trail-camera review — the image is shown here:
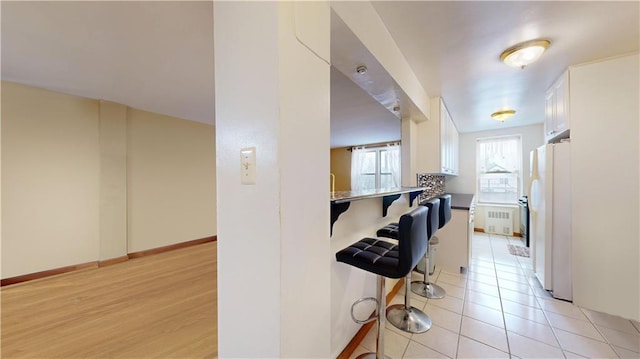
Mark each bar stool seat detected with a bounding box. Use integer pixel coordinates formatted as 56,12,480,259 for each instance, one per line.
336,206,430,359
336,238,401,277
376,222,399,239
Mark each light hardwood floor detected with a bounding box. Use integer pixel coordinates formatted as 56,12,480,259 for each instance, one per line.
1,242,217,358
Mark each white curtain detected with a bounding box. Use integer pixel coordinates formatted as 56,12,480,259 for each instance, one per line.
386,143,401,188
351,144,402,191
350,146,367,191
477,136,520,174
476,135,522,204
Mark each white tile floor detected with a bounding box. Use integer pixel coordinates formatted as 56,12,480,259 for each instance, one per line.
350,233,640,359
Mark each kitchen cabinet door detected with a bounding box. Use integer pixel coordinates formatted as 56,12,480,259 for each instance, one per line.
554,73,570,134
435,207,472,273
545,71,570,143
439,100,458,175
544,89,555,140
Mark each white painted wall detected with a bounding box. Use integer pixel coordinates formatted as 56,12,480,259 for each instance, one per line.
1,81,217,278
126,108,216,253
415,98,442,175
214,4,282,356
570,53,639,321
446,124,544,232
401,117,418,186
214,2,330,357
1,81,100,277
279,2,331,357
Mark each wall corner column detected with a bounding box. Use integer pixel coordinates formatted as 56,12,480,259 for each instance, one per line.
214,2,330,357
401,117,418,187
98,100,128,261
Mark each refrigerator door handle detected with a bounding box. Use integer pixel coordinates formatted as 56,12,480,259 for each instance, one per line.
529,178,540,214
529,148,540,214
528,180,534,212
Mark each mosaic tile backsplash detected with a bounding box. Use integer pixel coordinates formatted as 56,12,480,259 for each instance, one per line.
417,174,446,202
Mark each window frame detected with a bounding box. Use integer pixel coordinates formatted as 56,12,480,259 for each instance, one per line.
475,135,523,205
352,145,400,191
359,148,386,189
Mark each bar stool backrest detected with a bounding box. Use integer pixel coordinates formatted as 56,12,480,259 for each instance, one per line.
438,194,452,229
397,206,429,276
422,198,440,239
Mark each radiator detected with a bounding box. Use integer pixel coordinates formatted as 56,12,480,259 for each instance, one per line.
484,207,514,235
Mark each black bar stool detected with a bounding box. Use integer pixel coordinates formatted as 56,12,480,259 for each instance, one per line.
336,206,430,359
376,207,433,334
410,197,447,299
415,194,453,274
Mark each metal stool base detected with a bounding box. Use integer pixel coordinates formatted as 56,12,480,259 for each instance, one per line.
411,281,446,299
386,305,432,334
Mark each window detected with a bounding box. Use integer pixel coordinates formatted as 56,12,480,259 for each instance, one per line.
476,135,522,204
351,144,401,191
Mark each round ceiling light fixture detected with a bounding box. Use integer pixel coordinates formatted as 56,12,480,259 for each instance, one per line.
491,109,516,122
500,39,550,69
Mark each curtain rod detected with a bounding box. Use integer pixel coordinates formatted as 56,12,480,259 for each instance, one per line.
347,141,401,152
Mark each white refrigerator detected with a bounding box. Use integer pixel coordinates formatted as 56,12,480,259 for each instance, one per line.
529,141,572,301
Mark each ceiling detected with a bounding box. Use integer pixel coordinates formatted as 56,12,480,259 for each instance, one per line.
2,2,639,144
372,1,640,133
1,1,215,124
330,67,400,148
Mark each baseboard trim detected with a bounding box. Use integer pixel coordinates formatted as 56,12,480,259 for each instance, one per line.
1,261,98,287
474,228,522,237
1,235,218,287
98,255,129,267
127,235,217,259
337,277,405,359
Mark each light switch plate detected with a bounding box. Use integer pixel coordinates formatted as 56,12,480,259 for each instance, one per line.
240,147,256,185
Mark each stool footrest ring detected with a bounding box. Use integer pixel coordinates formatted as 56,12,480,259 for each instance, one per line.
350,297,379,324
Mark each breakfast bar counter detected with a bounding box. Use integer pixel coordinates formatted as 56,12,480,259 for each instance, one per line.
330,187,425,235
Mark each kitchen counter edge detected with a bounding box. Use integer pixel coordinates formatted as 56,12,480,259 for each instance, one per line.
330,187,426,204
421,193,475,210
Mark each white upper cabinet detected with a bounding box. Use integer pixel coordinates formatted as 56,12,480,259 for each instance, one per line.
545,70,571,143
417,97,459,175
441,104,459,175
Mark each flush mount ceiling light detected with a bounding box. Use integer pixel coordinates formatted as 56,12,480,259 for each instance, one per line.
500,39,551,69
491,109,516,122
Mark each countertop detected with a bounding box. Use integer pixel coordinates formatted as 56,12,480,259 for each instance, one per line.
420,192,475,210
330,187,426,203
449,193,475,210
